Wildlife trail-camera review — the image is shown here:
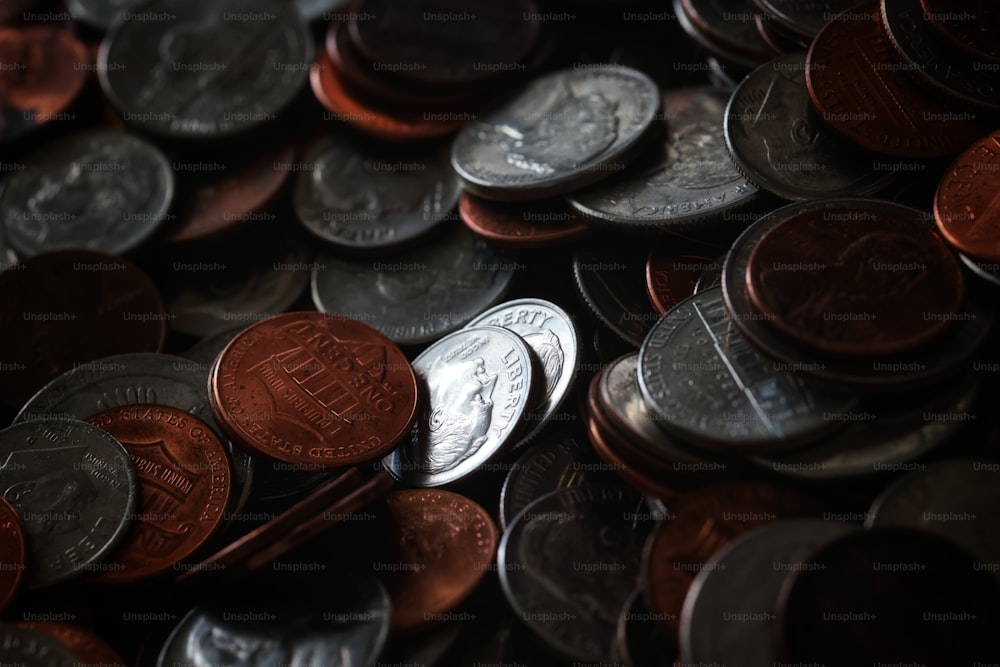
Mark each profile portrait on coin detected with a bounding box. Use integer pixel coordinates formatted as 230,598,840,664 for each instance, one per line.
312,152,428,222
403,355,498,474
3,469,91,538
653,112,735,190
522,329,564,398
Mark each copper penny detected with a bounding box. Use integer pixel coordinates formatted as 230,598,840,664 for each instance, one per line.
643,482,817,637
310,48,465,143
584,412,680,503
209,312,418,468
935,131,1000,262
745,201,965,356
0,250,168,409
83,405,231,583
0,496,27,614
920,0,1000,62
645,247,720,315
17,622,126,667
382,489,497,633
0,25,89,144
458,191,593,248
805,2,989,159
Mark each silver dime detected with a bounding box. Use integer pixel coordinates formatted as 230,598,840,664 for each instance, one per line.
637,287,858,453
0,625,79,666
451,66,660,200
97,0,313,139
0,130,173,258
499,432,590,530
311,222,516,345
867,459,1000,570
0,418,137,589
293,132,461,250
680,519,856,667
382,326,536,487
567,88,759,231
725,53,893,201
465,298,579,446
498,485,650,664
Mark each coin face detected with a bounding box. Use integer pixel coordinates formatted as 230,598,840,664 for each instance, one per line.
0,131,174,257
935,131,1000,262
210,312,418,469
0,419,137,589
383,326,535,487
98,0,313,138
0,496,27,613
452,66,660,200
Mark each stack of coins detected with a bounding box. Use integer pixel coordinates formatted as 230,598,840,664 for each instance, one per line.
1,1,999,666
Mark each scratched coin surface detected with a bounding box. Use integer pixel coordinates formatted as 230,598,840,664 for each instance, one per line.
293,130,461,250
0,130,174,257
567,88,758,231
637,287,857,453
209,312,418,469
382,326,535,487
98,0,313,138
451,66,660,200
0,496,27,613
0,419,137,589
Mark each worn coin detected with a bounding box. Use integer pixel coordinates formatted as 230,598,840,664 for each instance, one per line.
935,131,1000,262
753,0,860,40
679,0,771,61
499,432,590,530
919,0,1000,62
0,496,27,613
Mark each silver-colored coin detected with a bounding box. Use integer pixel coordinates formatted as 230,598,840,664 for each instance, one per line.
382,326,536,487
0,130,173,258
465,298,579,446
693,254,725,293
960,254,1000,289
311,222,517,345
867,458,1000,570
637,287,858,453
755,0,858,40
65,0,137,29
725,53,893,201
672,0,762,72
97,0,313,139
573,242,660,347
499,432,590,531
158,568,391,667
0,625,79,666
0,418,137,589
451,66,660,200
294,131,462,250
15,352,254,516
567,88,759,231
498,484,650,664
680,519,856,667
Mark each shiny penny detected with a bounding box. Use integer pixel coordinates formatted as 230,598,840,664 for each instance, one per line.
17,622,126,667
84,405,231,582
458,192,593,248
209,312,418,469
382,489,498,632
0,496,27,613
935,131,1000,262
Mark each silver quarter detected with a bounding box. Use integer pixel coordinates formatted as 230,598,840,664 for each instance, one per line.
0,130,173,258
0,418,137,589
382,326,536,487
451,66,660,200
499,432,590,531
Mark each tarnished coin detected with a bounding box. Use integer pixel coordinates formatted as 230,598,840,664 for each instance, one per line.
0,419,137,589
0,625,79,666
638,287,858,453
0,496,27,613
673,0,763,72
567,88,759,231
311,222,517,345
293,131,461,250
867,459,1000,570
499,485,651,664
618,587,678,667
16,622,127,667
499,432,591,530
645,248,721,315
679,0,771,61
382,489,497,632
919,0,1000,62
98,0,313,139
0,130,174,257
935,131,1000,262
83,405,231,582
209,312,418,469
680,519,856,667
725,54,893,201
465,298,579,446
754,0,860,40
458,192,594,248
451,66,660,200
382,326,535,487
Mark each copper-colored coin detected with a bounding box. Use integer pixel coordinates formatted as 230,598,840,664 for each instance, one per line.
0,496,27,614
83,405,231,583
0,25,89,145
585,412,680,503
745,201,965,356
209,312,418,468
920,0,1000,62
0,250,168,409
17,622,126,667
805,3,989,159
382,489,498,632
935,131,1000,262
310,48,465,143
645,247,720,315
458,191,593,248
643,482,817,636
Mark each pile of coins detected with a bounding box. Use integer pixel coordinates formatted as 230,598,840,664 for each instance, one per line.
1,0,999,665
